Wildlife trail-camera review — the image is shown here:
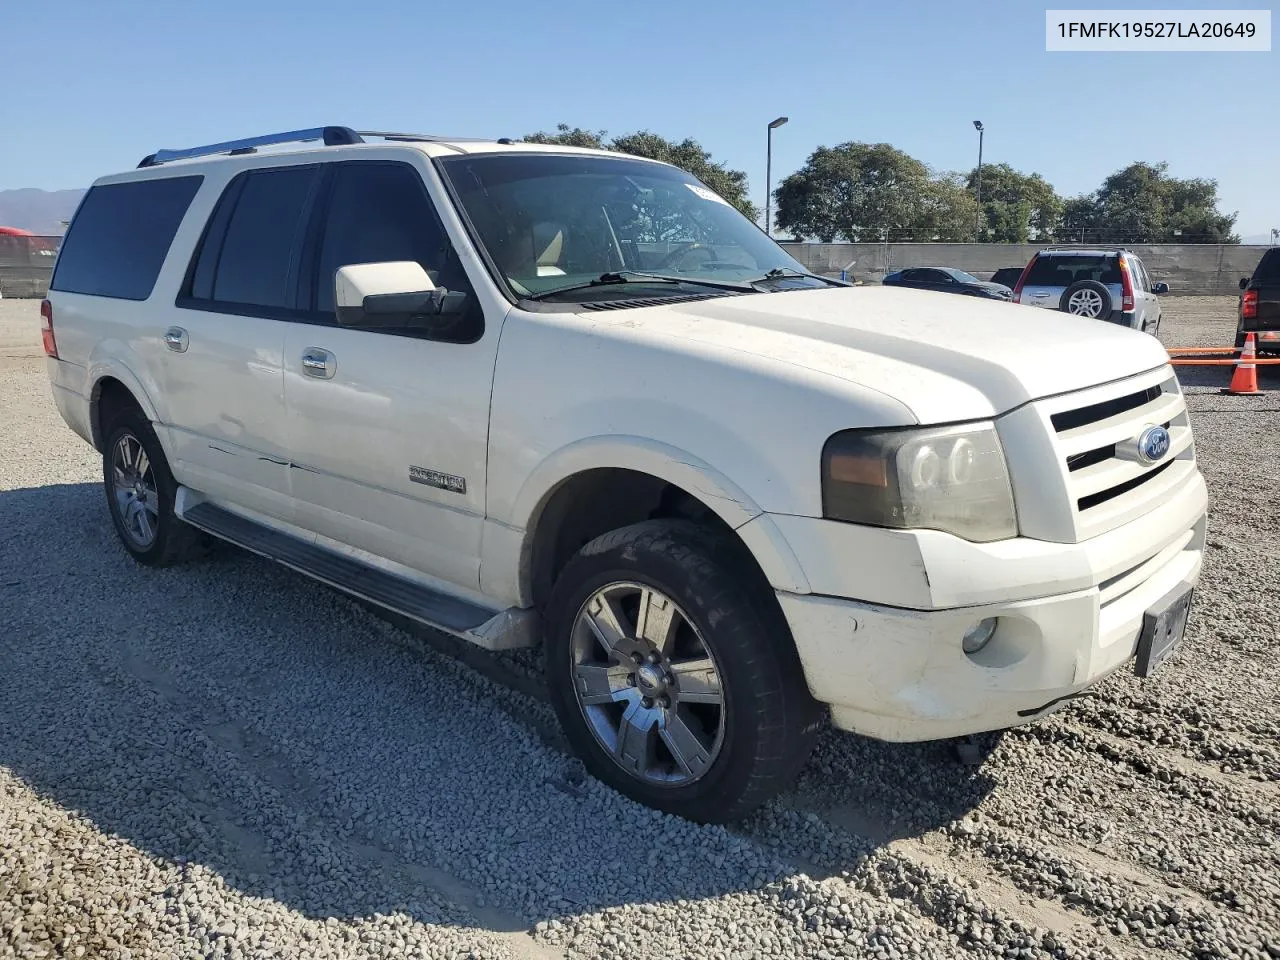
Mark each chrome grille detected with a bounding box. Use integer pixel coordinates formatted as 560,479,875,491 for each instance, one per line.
1041,367,1196,540
1008,368,1198,545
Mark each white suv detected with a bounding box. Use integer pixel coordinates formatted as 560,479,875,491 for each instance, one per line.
43,127,1208,822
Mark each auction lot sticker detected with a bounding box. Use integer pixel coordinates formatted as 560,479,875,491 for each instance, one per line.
1046,9,1271,50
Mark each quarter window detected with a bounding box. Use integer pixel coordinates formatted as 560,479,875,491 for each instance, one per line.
51,176,203,300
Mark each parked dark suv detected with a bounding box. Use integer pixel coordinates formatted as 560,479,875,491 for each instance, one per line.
989,267,1026,290
1237,248,1280,353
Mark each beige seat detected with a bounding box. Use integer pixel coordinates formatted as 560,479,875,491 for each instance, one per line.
532,221,567,277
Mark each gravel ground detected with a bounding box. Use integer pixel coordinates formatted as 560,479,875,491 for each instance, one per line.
2,296,1277,960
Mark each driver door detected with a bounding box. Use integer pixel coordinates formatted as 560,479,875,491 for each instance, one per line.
281,158,502,590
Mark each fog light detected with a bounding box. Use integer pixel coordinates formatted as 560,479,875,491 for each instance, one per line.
962,617,998,654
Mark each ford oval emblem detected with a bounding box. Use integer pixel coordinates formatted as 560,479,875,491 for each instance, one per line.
1136,425,1171,465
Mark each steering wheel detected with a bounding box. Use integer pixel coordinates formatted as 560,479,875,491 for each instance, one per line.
655,242,721,272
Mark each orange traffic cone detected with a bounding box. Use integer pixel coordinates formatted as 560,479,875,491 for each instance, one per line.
1223,332,1261,395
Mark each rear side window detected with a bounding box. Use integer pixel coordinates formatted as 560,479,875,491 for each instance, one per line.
1253,249,1280,282
1127,257,1148,292
182,165,320,314
51,176,203,300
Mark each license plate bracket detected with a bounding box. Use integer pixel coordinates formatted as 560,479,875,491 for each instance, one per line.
1134,581,1194,678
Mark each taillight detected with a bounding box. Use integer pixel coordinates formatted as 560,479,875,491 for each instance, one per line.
1242,289,1258,319
1011,258,1035,303
1118,258,1134,311
40,299,58,358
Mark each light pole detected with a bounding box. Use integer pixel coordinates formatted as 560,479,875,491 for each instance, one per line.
972,120,984,242
766,116,788,237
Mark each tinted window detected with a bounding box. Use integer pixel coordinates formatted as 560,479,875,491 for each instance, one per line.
1253,249,1280,282
51,176,202,300
312,161,481,341
315,163,451,313
923,269,955,283
211,166,318,308
1025,255,1121,286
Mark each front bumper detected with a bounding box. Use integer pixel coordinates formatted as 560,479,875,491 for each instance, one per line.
766,470,1208,742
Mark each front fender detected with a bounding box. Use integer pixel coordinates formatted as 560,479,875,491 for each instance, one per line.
509,435,811,596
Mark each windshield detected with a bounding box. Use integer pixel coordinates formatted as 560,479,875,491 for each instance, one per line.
945,268,980,283
437,152,820,302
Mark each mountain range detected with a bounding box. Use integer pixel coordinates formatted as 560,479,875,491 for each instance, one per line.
0,189,86,235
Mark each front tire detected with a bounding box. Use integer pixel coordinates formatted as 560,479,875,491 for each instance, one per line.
544,520,822,823
102,412,206,566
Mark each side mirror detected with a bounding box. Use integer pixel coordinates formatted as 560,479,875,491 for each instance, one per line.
334,261,468,328
1152,281,1169,294
1240,277,1251,290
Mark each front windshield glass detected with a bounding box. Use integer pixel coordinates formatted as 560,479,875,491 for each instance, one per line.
437,152,820,301
946,268,981,283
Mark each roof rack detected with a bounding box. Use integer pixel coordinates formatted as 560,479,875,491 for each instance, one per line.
136,126,509,168
138,126,364,168
356,130,494,143
1040,245,1131,252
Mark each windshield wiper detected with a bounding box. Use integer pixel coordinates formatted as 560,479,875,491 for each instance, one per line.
749,268,848,287
524,271,758,302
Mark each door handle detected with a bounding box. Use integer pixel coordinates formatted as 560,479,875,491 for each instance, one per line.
301,348,336,379
163,326,189,353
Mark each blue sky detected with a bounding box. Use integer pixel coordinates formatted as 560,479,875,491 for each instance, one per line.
1,0,1274,238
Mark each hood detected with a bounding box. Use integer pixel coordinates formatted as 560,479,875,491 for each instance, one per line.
581,286,1171,423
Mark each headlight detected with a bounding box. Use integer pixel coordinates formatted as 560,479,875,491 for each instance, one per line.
821,422,1017,542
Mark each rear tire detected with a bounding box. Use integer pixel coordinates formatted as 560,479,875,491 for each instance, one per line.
102,411,206,567
1059,280,1112,319
544,519,822,823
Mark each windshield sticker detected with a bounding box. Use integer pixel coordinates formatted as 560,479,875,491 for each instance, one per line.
685,183,730,206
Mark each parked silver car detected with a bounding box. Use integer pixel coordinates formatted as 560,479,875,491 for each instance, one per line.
1012,248,1167,334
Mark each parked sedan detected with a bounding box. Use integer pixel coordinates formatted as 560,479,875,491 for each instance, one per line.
882,266,1013,300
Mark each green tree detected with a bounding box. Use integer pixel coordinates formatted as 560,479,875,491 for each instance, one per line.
965,163,1063,242
773,142,974,241
1065,162,1239,244
523,124,606,149
1058,195,1102,243
918,174,981,242
522,125,758,220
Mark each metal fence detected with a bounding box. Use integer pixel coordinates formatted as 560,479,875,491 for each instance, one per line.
0,235,62,298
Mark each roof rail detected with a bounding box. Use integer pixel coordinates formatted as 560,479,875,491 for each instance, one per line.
1039,245,1128,252
137,126,364,168
356,130,493,144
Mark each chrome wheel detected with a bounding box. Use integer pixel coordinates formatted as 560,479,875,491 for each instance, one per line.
570,581,726,786
109,433,159,548
1067,288,1105,317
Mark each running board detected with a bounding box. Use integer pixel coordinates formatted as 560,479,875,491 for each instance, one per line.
182,501,537,649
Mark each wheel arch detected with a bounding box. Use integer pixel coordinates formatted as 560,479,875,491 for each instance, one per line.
512,437,810,612
89,373,154,452
86,356,161,453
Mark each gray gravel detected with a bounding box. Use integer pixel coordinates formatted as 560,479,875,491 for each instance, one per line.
2,296,1277,960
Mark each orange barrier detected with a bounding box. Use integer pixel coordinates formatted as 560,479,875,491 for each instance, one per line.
1169,358,1280,365
1167,346,1242,355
